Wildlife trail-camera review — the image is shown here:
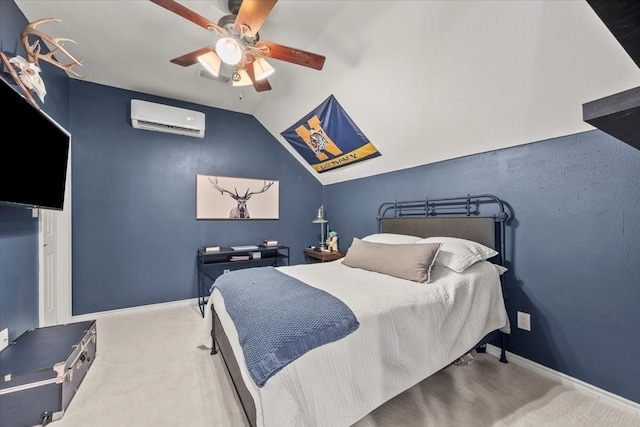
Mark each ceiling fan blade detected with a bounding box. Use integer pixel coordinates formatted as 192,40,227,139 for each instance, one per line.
245,62,272,92
256,40,325,70
170,46,214,67
234,0,278,38
253,77,272,92
150,0,224,35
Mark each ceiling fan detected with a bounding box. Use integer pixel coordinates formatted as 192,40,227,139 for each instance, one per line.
150,0,326,92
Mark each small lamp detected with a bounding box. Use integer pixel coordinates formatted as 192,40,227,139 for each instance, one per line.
312,205,328,250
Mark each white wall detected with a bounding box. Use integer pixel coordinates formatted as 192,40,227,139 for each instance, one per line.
255,1,640,184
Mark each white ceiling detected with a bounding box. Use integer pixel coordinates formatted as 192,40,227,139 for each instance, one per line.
14,0,640,185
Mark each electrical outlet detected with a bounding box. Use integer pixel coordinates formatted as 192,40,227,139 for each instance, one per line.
0,328,9,351
223,269,231,274
517,311,531,331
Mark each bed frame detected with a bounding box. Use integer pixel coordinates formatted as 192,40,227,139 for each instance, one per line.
377,194,509,363
211,194,509,427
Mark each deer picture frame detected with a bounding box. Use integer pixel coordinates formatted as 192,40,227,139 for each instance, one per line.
196,174,279,220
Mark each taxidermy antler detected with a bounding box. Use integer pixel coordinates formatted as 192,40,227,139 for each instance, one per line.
208,176,275,219
8,18,87,103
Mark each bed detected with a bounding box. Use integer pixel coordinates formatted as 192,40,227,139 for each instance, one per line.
200,194,510,427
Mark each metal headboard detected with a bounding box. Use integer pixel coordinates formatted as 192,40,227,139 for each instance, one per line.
377,194,508,266
378,194,510,363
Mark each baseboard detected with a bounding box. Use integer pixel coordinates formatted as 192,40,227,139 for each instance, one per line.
486,344,640,419
70,298,199,322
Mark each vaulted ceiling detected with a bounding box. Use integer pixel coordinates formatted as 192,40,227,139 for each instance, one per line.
14,1,640,185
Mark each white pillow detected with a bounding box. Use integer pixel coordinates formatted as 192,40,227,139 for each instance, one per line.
494,264,508,275
362,233,421,245
417,236,498,273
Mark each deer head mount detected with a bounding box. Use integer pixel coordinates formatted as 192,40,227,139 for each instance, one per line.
208,176,275,219
7,18,87,103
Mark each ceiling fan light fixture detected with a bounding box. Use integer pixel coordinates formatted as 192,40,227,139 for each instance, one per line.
197,51,222,77
232,69,252,87
253,58,275,81
215,37,242,65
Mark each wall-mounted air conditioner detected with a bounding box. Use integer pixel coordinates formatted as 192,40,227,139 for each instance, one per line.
130,99,205,138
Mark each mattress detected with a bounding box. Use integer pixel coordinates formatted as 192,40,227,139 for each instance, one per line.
201,258,509,426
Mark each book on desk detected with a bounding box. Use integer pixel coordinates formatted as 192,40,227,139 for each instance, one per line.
228,254,252,262
231,245,260,251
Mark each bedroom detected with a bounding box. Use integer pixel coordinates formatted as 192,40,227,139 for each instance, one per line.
0,0,639,426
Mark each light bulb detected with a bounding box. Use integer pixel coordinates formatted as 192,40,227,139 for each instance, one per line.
215,37,242,65
197,51,221,77
253,58,275,81
231,69,252,87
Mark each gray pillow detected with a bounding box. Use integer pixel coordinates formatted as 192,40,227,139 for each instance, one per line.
342,238,441,283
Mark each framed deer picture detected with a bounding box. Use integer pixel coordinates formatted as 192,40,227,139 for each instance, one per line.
196,174,279,220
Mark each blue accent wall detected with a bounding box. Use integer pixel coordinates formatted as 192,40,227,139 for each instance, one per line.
0,0,70,341
323,131,640,404
68,80,321,314
0,208,38,341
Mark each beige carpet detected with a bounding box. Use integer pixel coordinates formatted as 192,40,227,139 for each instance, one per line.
54,303,638,427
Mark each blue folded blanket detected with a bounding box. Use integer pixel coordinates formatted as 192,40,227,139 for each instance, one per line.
212,266,359,387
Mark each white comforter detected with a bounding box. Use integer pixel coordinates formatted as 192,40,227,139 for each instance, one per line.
201,259,509,427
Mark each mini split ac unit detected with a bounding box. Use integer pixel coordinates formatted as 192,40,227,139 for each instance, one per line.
130,99,205,138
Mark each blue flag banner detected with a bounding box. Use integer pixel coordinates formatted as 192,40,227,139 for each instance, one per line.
281,95,381,173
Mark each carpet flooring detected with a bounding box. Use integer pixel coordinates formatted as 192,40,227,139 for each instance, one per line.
52,303,638,427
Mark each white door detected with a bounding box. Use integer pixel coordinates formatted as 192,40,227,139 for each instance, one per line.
39,152,72,327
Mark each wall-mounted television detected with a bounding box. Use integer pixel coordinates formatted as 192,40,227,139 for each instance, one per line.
0,75,70,211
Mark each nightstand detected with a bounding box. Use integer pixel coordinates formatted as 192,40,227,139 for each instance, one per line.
303,248,346,263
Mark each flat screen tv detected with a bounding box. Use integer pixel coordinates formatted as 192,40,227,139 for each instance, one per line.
0,75,70,210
